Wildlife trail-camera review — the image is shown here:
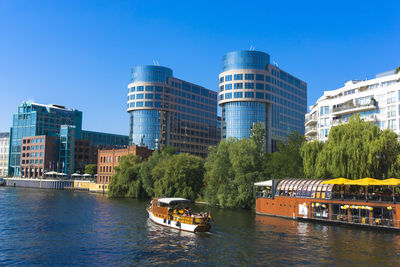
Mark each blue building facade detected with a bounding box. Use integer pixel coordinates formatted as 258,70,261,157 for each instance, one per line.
219,51,307,152
127,65,218,157
8,101,129,176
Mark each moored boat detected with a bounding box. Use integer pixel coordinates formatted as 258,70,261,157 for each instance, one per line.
254,178,400,230
147,197,212,233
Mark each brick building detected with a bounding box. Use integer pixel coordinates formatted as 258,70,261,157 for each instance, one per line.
20,135,59,178
97,146,153,186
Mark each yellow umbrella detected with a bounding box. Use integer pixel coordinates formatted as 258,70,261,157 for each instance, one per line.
374,178,400,186
321,178,352,185
375,178,400,203
344,178,381,186
345,178,381,202
322,178,352,200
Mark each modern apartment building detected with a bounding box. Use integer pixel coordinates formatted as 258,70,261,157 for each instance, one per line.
0,132,9,177
305,70,400,142
218,50,307,152
8,101,129,176
127,65,218,157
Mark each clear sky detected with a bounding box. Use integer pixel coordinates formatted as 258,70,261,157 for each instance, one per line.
0,0,399,135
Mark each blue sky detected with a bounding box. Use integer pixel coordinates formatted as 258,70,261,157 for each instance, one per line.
0,0,399,135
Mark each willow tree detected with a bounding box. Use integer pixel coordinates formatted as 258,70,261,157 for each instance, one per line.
300,140,324,178
204,137,263,209
310,115,400,179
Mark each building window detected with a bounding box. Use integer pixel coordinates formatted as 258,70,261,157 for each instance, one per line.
234,83,243,89
245,92,254,98
145,102,153,107
245,74,254,80
220,94,224,100
220,77,224,83
155,86,162,92
225,75,232,81
234,92,243,98
256,74,264,81
234,74,243,80
130,86,135,92
145,86,154,91
137,86,144,91
145,93,153,99
136,101,143,107
225,84,232,90
137,94,144,99
256,92,264,99
219,85,224,92
245,83,254,89
256,83,264,90
225,93,232,99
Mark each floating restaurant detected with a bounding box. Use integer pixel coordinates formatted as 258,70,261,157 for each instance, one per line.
254,178,400,229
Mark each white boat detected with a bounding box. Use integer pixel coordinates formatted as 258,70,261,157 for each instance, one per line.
147,197,212,233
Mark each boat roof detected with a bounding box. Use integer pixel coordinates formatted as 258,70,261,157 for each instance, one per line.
254,180,273,187
157,198,191,205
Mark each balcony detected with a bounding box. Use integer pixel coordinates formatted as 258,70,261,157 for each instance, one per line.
305,113,317,126
305,126,317,136
332,100,376,116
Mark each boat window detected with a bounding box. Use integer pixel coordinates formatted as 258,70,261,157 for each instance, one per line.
291,180,303,197
275,180,284,195
297,180,309,197
325,184,334,199
306,180,316,197
315,182,323,198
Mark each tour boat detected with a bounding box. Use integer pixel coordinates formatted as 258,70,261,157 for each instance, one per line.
147,197,212,232
254,178,400,230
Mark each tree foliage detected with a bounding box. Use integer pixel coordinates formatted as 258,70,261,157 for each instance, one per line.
263,131,305,179
84,164,97,175
301,115,400,179
108,155,145,198
204,138,263,209
152,153,204,200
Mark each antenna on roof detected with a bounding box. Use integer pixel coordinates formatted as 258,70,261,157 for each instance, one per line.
249,45,255,51
156,60,159,66
153,60,159,66
273,61,279,67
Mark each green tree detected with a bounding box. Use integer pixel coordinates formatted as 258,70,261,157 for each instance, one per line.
153,153,204,201
305,115,400,179
396,66,400,74
250,122,266,154
84,164,97,175
263,131,305,179
300,141,324,178
204,138,263,209
108,155,145,198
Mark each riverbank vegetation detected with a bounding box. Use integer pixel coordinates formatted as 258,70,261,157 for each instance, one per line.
108,115,400,209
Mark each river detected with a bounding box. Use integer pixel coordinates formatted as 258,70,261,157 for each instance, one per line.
0,187,399,266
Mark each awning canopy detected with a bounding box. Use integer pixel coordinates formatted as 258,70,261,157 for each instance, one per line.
344,178,381,186
158,198,191,205
254,180,273,187
375,178,400,186
322,178,352,185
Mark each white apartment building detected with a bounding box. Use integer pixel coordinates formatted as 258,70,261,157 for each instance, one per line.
305,70,400,142
0,132,9,177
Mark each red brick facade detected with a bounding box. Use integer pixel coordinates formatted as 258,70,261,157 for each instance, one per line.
97,146,153,185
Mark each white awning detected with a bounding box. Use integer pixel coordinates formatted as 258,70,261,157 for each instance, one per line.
158,198,191,205
254,180,273,187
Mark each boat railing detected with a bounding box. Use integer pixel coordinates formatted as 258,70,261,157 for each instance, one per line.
326,213,395,227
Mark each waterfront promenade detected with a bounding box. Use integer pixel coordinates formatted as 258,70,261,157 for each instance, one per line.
0,186,399,266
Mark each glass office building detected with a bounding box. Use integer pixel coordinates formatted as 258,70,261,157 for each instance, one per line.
219,50,307,152
127,65,218,157
8,101,129,176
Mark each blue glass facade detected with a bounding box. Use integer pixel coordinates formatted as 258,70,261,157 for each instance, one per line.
222,51,270,72
131,66,173,83
219,50,307,152
8,101,129,176
127,65,218,157
130,110,161,150
223,102,266,139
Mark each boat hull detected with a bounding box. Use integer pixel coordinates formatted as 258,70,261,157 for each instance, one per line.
147,209,210,233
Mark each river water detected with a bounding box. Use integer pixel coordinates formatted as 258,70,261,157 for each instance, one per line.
0,187,399,266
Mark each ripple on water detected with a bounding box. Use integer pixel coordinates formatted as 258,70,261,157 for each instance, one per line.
1,187,400,266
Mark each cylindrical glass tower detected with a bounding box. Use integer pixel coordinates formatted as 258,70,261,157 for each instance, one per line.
127,65,173,149
219,51,271,147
